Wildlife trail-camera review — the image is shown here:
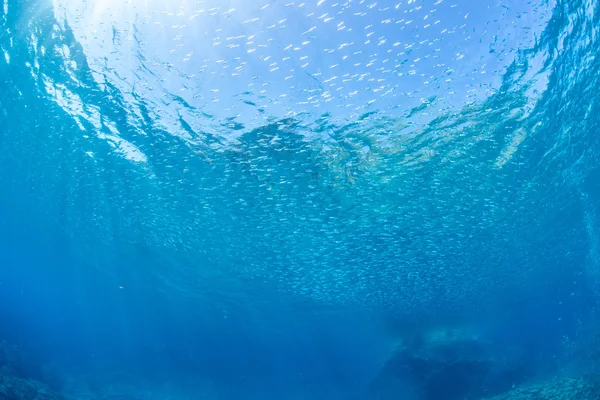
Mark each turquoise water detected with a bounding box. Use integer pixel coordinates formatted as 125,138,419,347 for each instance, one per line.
1,0,600,399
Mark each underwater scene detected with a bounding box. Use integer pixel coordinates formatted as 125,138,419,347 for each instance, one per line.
1,0,600,399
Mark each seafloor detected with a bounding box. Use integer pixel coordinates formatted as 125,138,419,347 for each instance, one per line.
3,319,600,400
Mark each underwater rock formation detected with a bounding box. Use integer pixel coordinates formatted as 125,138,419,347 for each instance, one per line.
0,342,46,385
369,326,533,400
0,340,65,400
0,375,65,400
483,375,600,400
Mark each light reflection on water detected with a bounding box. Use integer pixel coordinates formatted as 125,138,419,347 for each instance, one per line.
51,0,552,133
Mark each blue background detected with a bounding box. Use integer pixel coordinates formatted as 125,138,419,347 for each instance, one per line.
1,0,600,398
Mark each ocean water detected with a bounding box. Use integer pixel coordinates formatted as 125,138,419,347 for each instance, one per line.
0,0,599,399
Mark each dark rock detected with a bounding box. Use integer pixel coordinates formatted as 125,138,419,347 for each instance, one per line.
0,342,60,391
369,326,533,400
0,375,65,400
0,342,45,384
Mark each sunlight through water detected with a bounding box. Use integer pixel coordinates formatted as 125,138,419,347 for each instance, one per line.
1,0,600,398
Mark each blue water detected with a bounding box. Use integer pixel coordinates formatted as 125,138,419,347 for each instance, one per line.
1,0,599,399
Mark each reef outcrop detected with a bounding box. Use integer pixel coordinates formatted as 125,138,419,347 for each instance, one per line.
483,375,600,400
368,326,533,400
0,375,65,400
